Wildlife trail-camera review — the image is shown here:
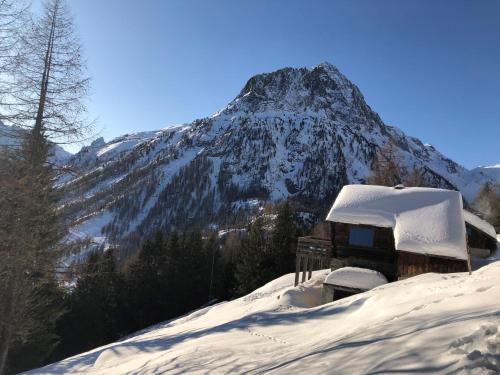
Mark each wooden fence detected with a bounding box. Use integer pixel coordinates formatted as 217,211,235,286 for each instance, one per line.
295,236,332,286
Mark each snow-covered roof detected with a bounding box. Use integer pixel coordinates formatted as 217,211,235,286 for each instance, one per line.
463,210,497,239
324,267,387,290
326,185,468,260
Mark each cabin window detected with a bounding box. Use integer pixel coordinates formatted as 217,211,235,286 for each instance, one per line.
348,226,374,247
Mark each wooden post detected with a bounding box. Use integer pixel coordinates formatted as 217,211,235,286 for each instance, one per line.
465,236,472,275
330,222,336,257
308,256,313,280
302,255,308,283
294,254,301,286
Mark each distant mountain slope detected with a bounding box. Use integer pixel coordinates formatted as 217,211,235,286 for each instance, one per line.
58,62,498,252
0,121,72,165
29,261,500,374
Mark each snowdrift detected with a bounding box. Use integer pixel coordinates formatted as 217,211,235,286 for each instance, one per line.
29,263,500,374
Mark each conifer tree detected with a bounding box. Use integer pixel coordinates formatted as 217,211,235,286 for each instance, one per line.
0,120,61,375
165,231,181,301
0,1,91,371
204,233,221,302
4,281,65,374
268,202,297,276
53,249,125,360
235,218,269,296
126,232,169,330
218,232,240,299
472,183,500,230
177,231,210,310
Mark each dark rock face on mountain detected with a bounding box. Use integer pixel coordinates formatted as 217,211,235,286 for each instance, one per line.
57,62,497,254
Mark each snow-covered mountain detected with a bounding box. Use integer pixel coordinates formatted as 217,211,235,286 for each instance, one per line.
0,121,72,165
29,261,500,374
58,62,499,251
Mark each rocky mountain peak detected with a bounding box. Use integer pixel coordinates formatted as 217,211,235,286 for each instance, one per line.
221,62,376,126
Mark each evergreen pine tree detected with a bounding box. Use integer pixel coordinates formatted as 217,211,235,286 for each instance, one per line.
53,249,125,359
204,233,220,302
217,232,240,300
472,183,500,230
5,281,66,374
235,218,269,296
268,202,298,276
163,231,181,315
177,231,210,310
126,232,169,330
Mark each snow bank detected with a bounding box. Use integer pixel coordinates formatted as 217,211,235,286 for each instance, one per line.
324,267,387,290
326,184,468,260
463,209,497,239
29,262,500,375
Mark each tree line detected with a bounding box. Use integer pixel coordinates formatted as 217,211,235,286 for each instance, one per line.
2,202,299,373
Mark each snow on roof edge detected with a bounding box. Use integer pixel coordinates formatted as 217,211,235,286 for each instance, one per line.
326,185,468,260
463,210,497,239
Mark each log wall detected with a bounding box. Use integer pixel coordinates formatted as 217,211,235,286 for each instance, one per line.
396,251,468,279
466,223,497,254
333,222,397,281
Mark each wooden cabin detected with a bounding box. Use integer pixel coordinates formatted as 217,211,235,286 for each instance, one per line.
463,210,497,258
295,185,497,289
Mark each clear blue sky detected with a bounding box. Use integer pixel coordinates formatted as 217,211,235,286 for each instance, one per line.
63,0,499,168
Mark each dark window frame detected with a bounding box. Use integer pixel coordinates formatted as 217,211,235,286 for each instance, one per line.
348,225,375,248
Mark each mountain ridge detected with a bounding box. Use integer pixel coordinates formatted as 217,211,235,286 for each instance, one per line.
56,62,498,256
0,121,73,165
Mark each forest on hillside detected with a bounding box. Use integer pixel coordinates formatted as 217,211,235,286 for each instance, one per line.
6,203,300,373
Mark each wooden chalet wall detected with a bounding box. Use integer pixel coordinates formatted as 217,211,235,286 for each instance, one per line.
397,251,468,278
466,223,497,256
332,222,397,281
296,220,475,287
332,222,468,280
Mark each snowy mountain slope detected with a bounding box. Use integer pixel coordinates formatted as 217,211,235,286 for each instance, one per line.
459,165,500,199
30,261,500,374
58,62,499,252
0,121,72,165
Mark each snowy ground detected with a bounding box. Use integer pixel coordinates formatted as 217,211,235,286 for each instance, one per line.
30,263,500,374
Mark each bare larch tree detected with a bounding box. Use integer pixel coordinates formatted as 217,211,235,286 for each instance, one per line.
0,1,90,373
